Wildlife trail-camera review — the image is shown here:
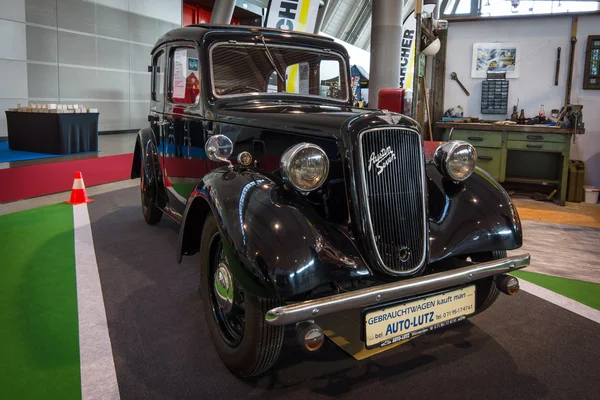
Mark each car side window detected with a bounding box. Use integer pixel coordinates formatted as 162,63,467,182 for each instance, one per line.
151,50,165,101
169,46,200,105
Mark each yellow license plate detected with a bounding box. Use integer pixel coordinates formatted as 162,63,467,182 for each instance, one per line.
364,286,476,349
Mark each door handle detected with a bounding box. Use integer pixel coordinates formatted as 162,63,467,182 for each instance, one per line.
526,144,543,149
527,135,544,140
468,136,484,141
478,155,493,161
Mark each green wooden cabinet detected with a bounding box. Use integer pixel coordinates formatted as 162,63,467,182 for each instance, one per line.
451,130,502,148
441,123,575,205
507,132,565,143
506,140,564,152
473,147,503,182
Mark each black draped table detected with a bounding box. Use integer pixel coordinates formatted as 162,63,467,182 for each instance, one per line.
5,111,99,154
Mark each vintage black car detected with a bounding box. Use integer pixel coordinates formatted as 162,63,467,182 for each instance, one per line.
131,24,530,377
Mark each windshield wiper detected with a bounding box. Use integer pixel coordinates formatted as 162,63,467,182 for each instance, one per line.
259,35,284,83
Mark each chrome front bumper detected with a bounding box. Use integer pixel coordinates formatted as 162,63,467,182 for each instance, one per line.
265,253,530,326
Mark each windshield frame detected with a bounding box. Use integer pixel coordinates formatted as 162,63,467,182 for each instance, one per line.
208,41,350,104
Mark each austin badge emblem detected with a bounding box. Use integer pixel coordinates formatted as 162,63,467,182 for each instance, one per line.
368,146,396,176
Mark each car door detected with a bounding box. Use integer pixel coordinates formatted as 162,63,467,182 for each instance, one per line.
162,42,209,219
149,46,169,208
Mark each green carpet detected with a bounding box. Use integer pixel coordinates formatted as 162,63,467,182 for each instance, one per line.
172,183,196,199
0,204,80,399
513,270,600,310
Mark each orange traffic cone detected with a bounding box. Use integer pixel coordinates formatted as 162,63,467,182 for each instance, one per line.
65,172,94,204
164,168,171,187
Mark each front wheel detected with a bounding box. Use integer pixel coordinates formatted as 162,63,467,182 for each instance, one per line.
199,214,284,377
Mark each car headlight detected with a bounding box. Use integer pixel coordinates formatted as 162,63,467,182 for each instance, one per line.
434,140,477,181
281,143,329,192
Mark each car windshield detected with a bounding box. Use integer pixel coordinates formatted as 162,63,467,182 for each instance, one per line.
210,42,349,102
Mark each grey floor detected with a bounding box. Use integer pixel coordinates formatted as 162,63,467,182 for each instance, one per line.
509,220,600,283
0,133,137,170
87,186,600,400
2,173,597,284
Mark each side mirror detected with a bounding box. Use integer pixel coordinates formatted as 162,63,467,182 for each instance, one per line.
205,135,234,169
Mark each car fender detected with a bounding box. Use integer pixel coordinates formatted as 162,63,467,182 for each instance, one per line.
427,164,523,262
131,128,167,208
178,167,372,299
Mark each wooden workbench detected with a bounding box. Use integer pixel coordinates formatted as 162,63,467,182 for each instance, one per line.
437,122,585,206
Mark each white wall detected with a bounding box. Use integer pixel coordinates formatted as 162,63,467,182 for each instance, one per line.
0,0,182,136
94,0,182,25
127,0,182,25
444,15,600,187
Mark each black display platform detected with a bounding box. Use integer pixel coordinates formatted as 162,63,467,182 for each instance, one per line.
5,111,99,154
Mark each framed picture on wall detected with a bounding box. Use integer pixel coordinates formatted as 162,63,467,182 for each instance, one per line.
583,35,600,90
471,43,520,78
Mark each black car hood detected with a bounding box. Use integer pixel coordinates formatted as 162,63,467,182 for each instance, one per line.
214,102,370,141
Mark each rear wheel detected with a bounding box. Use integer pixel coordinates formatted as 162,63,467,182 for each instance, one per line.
140,161,162,224
471,250,506,314
199,214,284,377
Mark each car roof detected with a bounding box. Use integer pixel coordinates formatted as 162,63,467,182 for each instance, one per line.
153,24,335,52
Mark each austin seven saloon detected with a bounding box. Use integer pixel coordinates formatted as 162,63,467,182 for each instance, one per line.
131,24,530,377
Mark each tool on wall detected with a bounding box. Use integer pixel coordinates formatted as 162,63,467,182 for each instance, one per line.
554,47,561,86
450,72,470,96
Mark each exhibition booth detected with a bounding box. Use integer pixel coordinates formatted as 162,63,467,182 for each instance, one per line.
0,1,598,399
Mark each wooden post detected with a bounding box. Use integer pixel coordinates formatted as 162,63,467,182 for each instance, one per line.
411,0,423,117
431,29,447,141
564,16,578,108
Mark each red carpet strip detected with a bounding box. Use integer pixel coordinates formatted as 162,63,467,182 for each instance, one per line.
0,142,442,203
0,153,133,203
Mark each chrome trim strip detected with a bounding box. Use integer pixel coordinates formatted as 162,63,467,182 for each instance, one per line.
358,126,429,276
265,253,530,326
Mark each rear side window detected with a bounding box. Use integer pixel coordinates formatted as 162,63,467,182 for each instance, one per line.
169,46,200,104
151,50,165,101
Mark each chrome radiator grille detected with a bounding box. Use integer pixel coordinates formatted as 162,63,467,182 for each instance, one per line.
359,127,427,275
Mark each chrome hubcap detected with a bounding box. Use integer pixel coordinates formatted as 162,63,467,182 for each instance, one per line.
214,261,234,313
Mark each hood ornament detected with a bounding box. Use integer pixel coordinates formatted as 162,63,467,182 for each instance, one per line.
378,110,404,124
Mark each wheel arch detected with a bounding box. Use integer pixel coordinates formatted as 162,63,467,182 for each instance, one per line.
177,193,212,262
131,137,142,179
177,167,372,299
132,127,167,208
427,165,523,262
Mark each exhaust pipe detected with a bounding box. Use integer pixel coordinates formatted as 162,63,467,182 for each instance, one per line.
296,321,325,352
496,274,520,296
